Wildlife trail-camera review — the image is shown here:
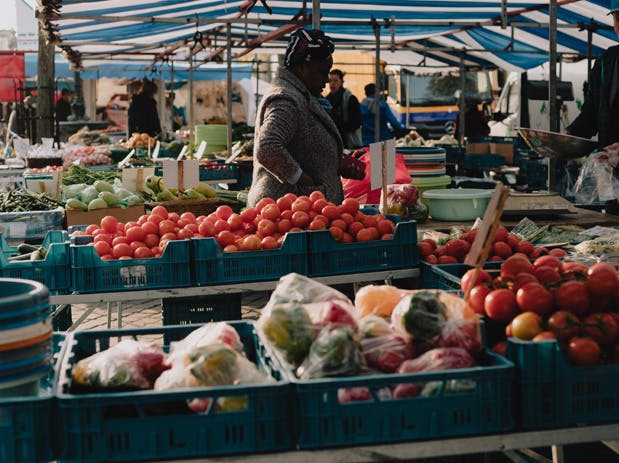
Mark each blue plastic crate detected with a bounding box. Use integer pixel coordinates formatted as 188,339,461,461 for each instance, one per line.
506,338,619,430
0,208,64,240
278,350,513,449
192,231,308,285
70,239,191,293
0,333,65,463
421,261,502,292
463,153,506,168
0,230,71,293
55,322,292,462
307,220,418,277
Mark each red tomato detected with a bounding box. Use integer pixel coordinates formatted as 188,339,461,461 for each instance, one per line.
512,272,539,292
214,219,230,234
492,241,512,259
356,228,373,242
147,214,164,225
186,223,198,235
511,312,543,340
340,213,354,226
309,191,325,202
561,261,589,278
292,198,311,213
277,219,292,234
157,220,175,236
362,215,377,229
583,312,619,346
276,196,293,211
329,227,344,242
311,198,328,213
547,310,581,342
516,282,554,315
93,232,113,245
330,219,347,231
500,254,533,278
255,197,276,213
516,241,535,256
141,221,158,235
216,230,236,247
492,341,507,357
555,280,590,316
313,214,329,225
261,236,278,249
533,255,563,272
125,226,146,243
137,214,149,225
180,212,196,223
160,232,177,242
341,232,353,243
240,234,262,251
177,228,193,240
144,233,159,248
261,204,281,221
151,206,169,219
321,205,339,220
227,213,243,231
586,263,619,297
133,247,154,259
85,224,99,235
309,219,327,230
381,233,393,240
176,219,190,229
112,236,129,247
532,265,561,285
167,212,180,223
223,244,238,253
533,331,557,342
257,219,276,237
567,337,601,365
198,221,216,237
461,268,492,294
549,248,568,258
467,283,491,315
240,207,258,223
100,254,114,261
129,241,146,252
282,193,297,204
348,221,364,238
494,225,509,242
100,216,118,234
341,198,360,215
484,289,518,322
112,243,132,259
291,211,310,228
215,205,234,220
93,241,111,257
376,219,395,236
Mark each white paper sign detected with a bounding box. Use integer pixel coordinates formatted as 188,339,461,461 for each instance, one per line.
162,159,199,190
117,149,136,169
23,171,62,200
151,141,161,159
369,139,396,190
195,141,207,159
13,138,30,158
41,138,54,149
176,145,188,161
122,167,155,191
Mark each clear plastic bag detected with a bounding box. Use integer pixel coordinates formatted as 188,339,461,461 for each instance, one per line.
359,316,413,373
390,291,448,347
263,273,351,311
573,151,619,204
167,322,244,365
72,340,168,390
354,284,410,318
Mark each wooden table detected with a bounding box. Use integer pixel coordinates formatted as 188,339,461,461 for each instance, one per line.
419,207,619,231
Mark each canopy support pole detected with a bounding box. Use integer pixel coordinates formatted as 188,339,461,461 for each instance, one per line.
373,19,381,143
226,22,233,154
188,51,194,148
37,19,54,142
548,0,559,194
458,52,466,146
312,0,320,29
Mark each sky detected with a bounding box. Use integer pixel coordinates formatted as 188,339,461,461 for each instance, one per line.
0,0,35,32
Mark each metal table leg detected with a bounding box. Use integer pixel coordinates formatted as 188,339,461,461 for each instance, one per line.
551,445,565,463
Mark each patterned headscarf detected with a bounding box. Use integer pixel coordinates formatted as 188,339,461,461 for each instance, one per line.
284,28,335,68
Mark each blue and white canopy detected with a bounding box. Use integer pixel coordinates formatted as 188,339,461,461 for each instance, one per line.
37,0,619,71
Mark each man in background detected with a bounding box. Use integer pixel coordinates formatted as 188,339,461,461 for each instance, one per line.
55,88,74,122
359,83,406,145
327,69,362,149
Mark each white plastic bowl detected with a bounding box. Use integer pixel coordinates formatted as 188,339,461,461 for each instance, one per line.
422,188,492,221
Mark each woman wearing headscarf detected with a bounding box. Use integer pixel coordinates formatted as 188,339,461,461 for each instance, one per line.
248,28,344,206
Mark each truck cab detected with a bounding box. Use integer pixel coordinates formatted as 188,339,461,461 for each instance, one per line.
384,66,493,139
489,60,588,136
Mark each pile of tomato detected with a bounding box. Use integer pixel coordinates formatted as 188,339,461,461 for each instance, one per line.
418,226,567,264
462,253,619,366
71,191,398,259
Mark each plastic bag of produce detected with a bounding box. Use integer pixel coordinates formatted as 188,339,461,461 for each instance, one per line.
573,151,619,204
154,343,271,391
297,325,364,379
354,284,410,318
62,183,88,200
167,322,244,365
306,299,358,331
79,185,99,204
259,302,317,366
396,347,475,374
72,340,168,390
438,317,482,356
390,290,447,349
359,316,413,373
263,273,351,310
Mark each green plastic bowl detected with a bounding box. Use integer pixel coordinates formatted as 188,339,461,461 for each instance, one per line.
422,188,492,221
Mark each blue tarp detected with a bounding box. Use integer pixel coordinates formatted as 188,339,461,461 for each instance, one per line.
41,0,619,71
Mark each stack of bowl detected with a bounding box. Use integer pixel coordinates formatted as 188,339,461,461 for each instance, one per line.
0,279,52,398
396,146,451,199
195,124,227,154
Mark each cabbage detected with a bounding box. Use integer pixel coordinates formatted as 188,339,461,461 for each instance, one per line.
98,191,119,206
79,186,98,204
63,183,87,200
88,198,108,210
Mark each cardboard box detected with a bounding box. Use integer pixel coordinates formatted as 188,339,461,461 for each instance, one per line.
490,142,515,165
465,142,491,154
65,204,145,227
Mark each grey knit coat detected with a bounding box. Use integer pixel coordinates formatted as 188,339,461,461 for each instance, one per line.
247,68,344,207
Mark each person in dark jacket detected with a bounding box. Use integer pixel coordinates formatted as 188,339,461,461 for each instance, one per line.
566,0,619,148
55,89,74,122
455,99,490,140
248,28,343,207
327,69,362,149
359,83,406,145
128,79,161,137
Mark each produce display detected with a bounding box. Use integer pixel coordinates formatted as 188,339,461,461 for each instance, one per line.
4,242,48,262
63,146,111,168
259,273,482,401
124,132,158,149
461,254,619,366
62,178,145,211
62,164,120,186
418,224,567,264
386,183,428,223
0,189,64,212
68,128,111,146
